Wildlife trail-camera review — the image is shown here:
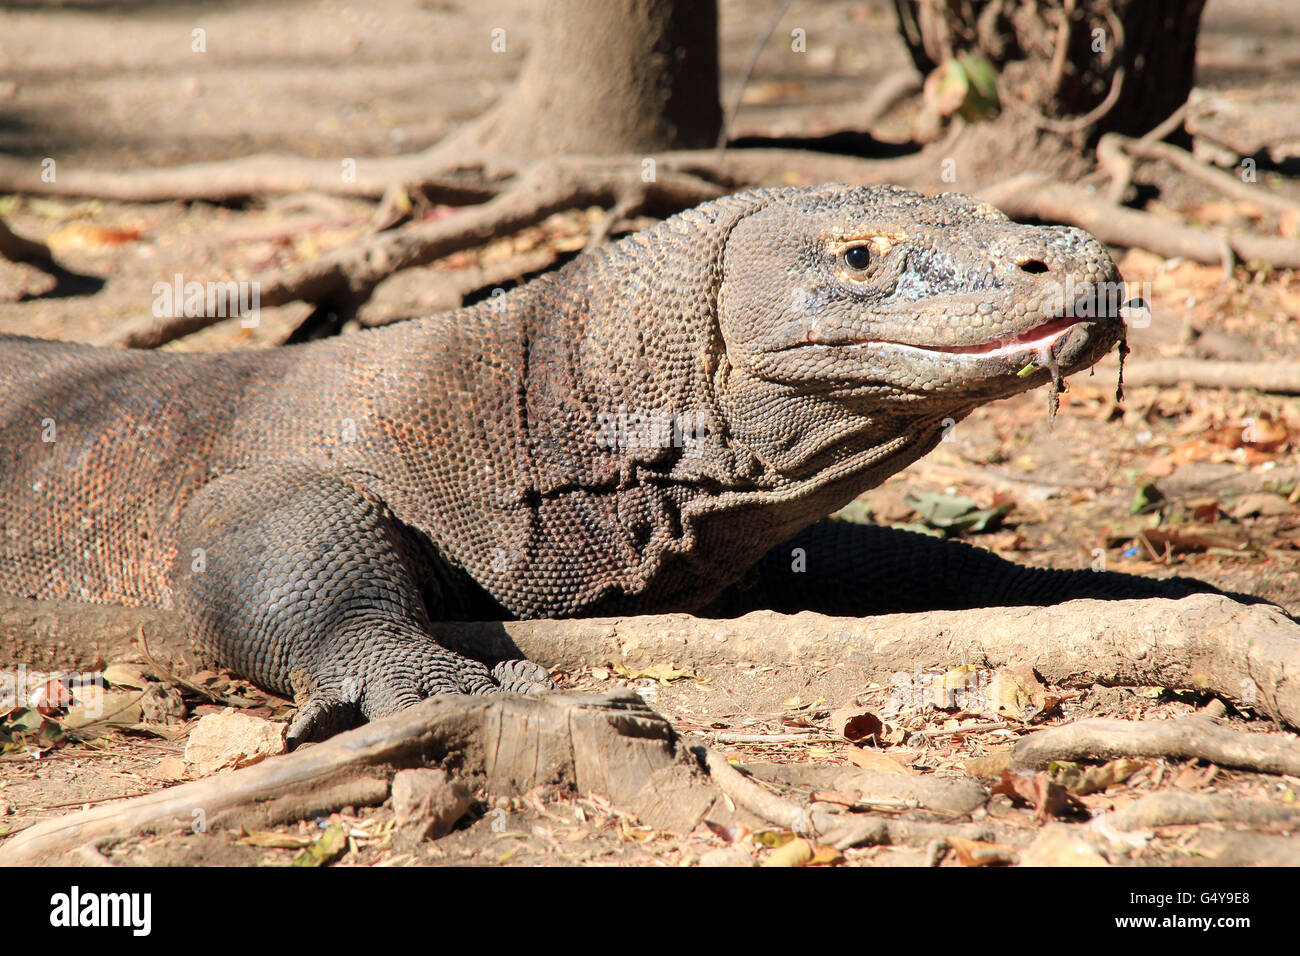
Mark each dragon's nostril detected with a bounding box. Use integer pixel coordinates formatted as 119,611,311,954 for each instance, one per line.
1018,259,1049,274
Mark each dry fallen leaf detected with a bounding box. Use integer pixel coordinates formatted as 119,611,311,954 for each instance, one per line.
946,836,1017,867
291,824,348,866
1053,758,1147,795
46,222,142,250
760,837,842,867
610,662,695,685
992,770,1086,822
827,703,884,743
152,756,189,782
962,749,1014,778
991,662,1054,721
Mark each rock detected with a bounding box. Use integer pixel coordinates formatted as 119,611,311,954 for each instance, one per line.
1019,824,1108,867
391,768,472,844
140,684,188,724
698,847,755,867
1232,492,1293,519
183,707,286,774
153,756,189,782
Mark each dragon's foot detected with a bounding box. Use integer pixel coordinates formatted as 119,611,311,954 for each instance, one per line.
492,658,556,695
284,631,553,747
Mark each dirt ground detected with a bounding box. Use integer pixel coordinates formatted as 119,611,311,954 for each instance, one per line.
0,0,1298,867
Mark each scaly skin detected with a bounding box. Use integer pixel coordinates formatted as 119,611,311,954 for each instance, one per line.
0,184,1187,743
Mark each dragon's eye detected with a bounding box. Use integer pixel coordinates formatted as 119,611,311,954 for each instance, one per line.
842,244,871,271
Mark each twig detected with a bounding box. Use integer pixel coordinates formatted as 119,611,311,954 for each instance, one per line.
809,790,918,811
1095,103,1192,204
716,0,796,151
357,248,560,328
701,748,838,835
821,816,1008,852
708,732,841,744
1003,7,1125,136
239,162,724,319
136,628,258,708
586,191,645,249
1137,103,1192,148
1119,359,1300,395
909,720,1013,740
0,150,502,204
31,790,160,811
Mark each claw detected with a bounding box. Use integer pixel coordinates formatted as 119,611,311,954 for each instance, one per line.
285,650,552,745
285,694,360,749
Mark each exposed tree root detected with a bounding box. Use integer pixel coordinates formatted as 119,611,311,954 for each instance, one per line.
0,145,923,205
0,217,54,265
1185,829,1300,865
702,748,840,835
1013,715,1300,776
7,594,1300,864
1099,129,1300,217
823,818,1013,853
980,173,1300,269
93,302,315,351
0,151,505,205
357,248,560,327
11,135,1295,333
124,161,725,346
698,750,1004,850
741,762,989,816
1120,359,1300,395
6,592,1300,729
1103,790,1300,831
0,689,676,866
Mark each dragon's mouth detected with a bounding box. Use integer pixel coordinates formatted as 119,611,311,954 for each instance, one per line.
751,305,1124,391
789,312,1106,358
879,314,1090,357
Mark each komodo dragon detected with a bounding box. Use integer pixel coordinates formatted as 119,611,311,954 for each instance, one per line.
0,184,1211,744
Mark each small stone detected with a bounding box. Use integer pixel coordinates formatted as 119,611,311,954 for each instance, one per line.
153,756,189,782
183,707,286,774
391,769,471,843
141,684,188,724
698,847,755,868
1232,493,1292,519
1019,824,1108,866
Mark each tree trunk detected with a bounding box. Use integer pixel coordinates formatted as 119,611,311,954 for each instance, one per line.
894,0,1206,158
449,0,721,157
